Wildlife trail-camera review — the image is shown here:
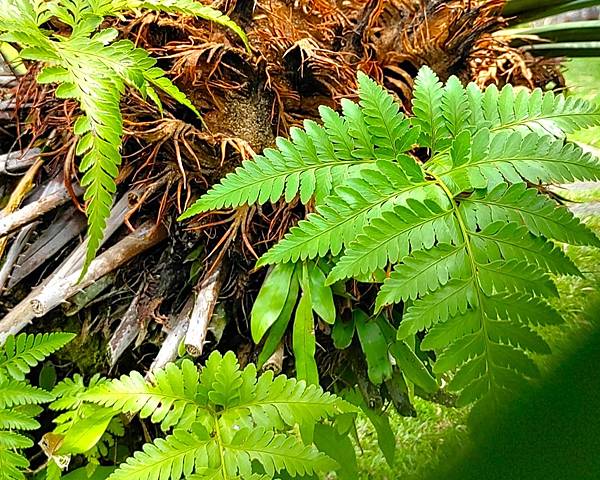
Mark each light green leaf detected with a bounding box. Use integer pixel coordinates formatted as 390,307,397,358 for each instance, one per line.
251,263,296,343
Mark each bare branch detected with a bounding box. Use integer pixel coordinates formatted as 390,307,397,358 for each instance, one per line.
107,283,145,367
0,221,167,342
184,264,223,357
146,295,194,378
0,148,40,175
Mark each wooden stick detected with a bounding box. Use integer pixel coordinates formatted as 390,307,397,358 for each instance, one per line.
0,182,82,238
147,295,194,377
0,157,44,257
7,208,86,289
0,149,40,175
262,342,285,374
44,189,139,281
107,283,144,367
0,222,37,293
184,265,223,357
0,221,167,342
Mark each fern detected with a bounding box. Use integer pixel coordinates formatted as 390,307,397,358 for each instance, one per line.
77,351,350,479
0,0,247,271
182,66,600,412
468,82,600,136
0,333,74,480
0,332,75,382
49,374,124,470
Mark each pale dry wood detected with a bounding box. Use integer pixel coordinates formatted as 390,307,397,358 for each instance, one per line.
147,295,194,377
44,189,140,281
184,265,223,357
0,148,40,174
0,222,38,292
0,182,82,238
0,221,167,342
0,157,44,256
107,283,144,367
7,208,86,289
262,341,284,374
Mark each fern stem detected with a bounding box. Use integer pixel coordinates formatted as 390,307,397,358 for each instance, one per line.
427,170,496,393
213,417,228,480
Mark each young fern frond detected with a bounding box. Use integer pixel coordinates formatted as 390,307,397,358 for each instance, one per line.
182,66,600,412
0,0,247,271
78,351,349,480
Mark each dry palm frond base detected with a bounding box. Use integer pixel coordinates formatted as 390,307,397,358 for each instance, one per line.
0,0,564,390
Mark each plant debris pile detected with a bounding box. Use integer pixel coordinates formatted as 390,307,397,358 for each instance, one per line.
0,0,565,381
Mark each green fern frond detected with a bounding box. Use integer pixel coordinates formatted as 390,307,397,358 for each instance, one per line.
469,221,581,276
223,427,335,478
376,243,470,307
0,332,75,382
181,66,600,413
461,182,600,247
327,199,459,283
476,83,600,136
411,66,449,153
83,361,200,431
50,373,106,411
107,426,211,480
441,76,470,137
179,119,377,219
0,380,54,408
0,431,33,450
432,129,600,195
220,368,349,429
108,425,333,480
0,331,72,480
257,161,434,266
476,259,558,297
357,72,419,159
0,448,28,480
80,351,346,480
0,408,40,430
395,279,476,340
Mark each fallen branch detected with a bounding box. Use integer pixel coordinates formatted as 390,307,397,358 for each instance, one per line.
6,208,86,289
0,157,44,256
147,295,194,378
0,222,37,293
0,75,16,89
45,188,140,281
262,342,284,374
184,265,223,357
0,181,82,238
107,283,144,367
0,221,167,342
0,148,40,174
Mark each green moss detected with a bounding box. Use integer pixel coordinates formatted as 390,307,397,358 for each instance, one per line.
48,312,108,375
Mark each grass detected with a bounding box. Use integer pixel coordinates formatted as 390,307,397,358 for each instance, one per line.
564,57,600,147
356,58,600,479
354,399,467,480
